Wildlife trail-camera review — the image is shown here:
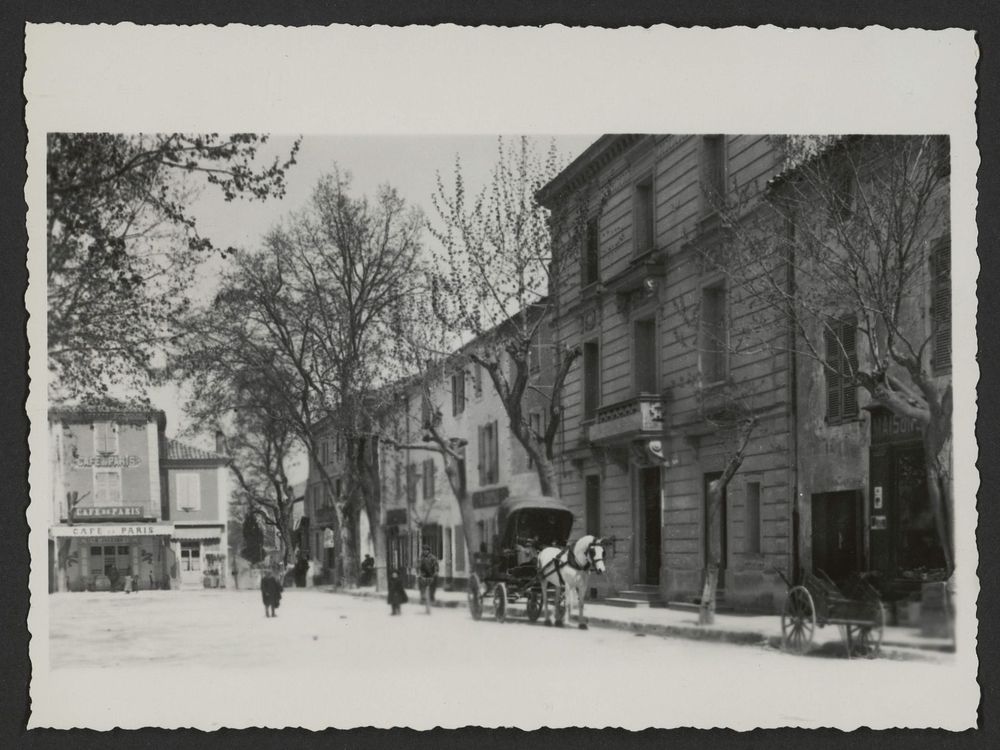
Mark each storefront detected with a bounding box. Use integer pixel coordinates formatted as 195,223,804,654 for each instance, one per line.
867,406,948,599
50,522,175,592
170,526,227,588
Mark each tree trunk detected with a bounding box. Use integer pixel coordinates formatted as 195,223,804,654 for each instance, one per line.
924,425,954,573
536,455,559,498
699,481,726,626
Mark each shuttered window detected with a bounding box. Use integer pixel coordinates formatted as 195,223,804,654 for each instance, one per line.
477,421,499,486
94,470,122,505
585,475,601,536
701,135,726,211
634,177,655,255
931,241,951,373
745,482,762,555
583,340,600,421
175,472,201,511
451,371,466,416
701,283,728,383
825,319,859,423
94,422,118,454
422,458,436,499
406,463,417,503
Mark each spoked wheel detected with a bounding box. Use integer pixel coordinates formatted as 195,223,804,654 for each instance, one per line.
526,589,542,623
781,586,817,654
467,574,483,621
493,583,508,623
848,601,886,659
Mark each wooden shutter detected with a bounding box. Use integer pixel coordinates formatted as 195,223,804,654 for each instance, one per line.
841,321,858,418
825,327,842,422
477,425,486,485
932,242,951,372
585,475,601,536
490,420,499,484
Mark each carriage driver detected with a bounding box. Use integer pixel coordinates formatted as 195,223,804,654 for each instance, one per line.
418,545,440,604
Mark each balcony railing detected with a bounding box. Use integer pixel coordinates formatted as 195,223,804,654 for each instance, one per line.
587,394,664,445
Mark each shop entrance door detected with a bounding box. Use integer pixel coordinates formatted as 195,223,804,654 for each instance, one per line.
179,542,202,587
811,491,861,584
638,466,662,585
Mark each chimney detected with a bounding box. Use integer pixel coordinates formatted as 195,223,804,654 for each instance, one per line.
215,430,227,456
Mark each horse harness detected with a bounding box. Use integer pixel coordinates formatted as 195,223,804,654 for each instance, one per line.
538,541,602,586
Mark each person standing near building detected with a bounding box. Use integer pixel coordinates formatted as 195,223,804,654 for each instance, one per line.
387,569,408,615
261,570,283,618
418,545,439,608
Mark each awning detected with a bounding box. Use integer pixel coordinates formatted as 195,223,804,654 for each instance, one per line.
50,523,174,538
170,526,223,542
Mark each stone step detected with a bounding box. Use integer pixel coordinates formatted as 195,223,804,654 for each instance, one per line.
600,597,643,608
617,589,663,602
630,584,661,593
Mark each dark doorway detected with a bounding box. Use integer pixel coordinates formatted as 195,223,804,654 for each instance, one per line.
703,472,728,590
638,466,661,584
811,490,861,584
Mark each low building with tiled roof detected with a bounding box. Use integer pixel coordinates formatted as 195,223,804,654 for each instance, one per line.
47,406,231,593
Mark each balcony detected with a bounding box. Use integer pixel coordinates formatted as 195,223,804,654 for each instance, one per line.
587,394,664,446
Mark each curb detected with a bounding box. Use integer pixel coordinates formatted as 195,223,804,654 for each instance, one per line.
327,587,949,660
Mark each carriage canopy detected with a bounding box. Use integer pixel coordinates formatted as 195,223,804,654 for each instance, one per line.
497,494,574,550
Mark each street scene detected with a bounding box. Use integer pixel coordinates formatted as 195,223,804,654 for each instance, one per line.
45,587,959,729
37,128,968,729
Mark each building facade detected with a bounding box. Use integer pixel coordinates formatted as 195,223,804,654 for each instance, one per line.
539,134,951,616
48,406,231,592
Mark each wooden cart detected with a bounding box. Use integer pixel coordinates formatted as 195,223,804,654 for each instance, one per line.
780,570,887,658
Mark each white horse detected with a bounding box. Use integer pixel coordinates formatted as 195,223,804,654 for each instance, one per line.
536,535,608,629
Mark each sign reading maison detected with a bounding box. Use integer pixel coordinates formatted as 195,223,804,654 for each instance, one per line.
72,455,142,469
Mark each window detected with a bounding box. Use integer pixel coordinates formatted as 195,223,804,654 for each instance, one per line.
451,371,466,416
583,216,601,286
745,482,762,555
92,469,121,505
634,176,655,255
421,394,433,428
473,364,483,399
825,318,859,423
421,524,444,560
334,478,343,501
931,241,951,372
701,135,727,210
634,318,658,394
321,440,329,465
94,422,117,454
585,475,601,536
175,472,201,511
527,412,544,469
478,420,499,486
422,458,436,499
700,283,728,383
406,463,418,503
583,340,600,421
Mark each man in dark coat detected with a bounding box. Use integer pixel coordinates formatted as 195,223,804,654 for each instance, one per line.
387,569,408,615
418,545,439,605
261,571,283,618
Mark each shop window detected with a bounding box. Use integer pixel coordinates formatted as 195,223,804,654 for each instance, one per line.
585,475,601,536
931,240,951,373
634,318,658,394
583,216,601,286
451,371,466,416
700,283,728,383
825,318,859,423
634,176,655,255
94,469,122,505
745,482,762,555
583,340,600,421
93,421,118,454
175,472,202,512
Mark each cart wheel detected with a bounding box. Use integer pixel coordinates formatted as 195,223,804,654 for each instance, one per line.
526,589,541,622
467,574,483,621
851,601,886,658
781,585,816,654
493,583,508,623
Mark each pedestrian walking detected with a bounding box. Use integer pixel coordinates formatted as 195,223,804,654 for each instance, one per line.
387,569,408,615
261,570,283,618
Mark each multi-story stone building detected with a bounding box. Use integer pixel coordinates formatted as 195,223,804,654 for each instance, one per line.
538,134,951,616
48,405,231,592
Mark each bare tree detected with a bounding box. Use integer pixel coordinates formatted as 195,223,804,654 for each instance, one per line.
428,137,585,498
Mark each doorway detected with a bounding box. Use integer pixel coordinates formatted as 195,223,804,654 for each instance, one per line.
810,490,861,584
638,466,662,585
703,472,728,590
179,542,202,586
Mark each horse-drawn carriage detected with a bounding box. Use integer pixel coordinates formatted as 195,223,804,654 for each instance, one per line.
466,493,609,628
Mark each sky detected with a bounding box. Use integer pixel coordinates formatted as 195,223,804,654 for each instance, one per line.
151,134,597,460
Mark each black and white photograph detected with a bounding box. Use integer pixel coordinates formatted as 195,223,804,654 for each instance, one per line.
23,24,979,731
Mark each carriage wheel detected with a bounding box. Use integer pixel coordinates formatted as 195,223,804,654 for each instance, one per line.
781,586,817,654
467,574,483,621
493,583,508,623
849,601,886,658
526,589,541,622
